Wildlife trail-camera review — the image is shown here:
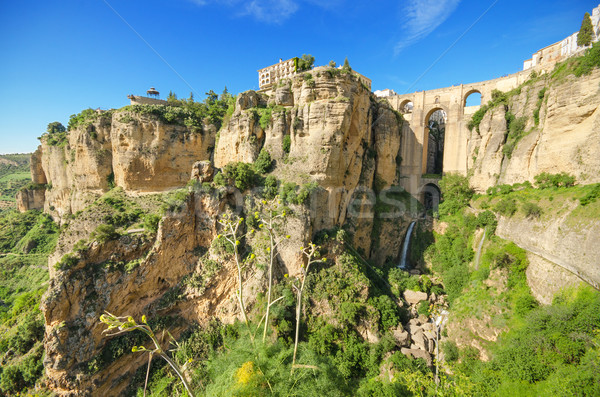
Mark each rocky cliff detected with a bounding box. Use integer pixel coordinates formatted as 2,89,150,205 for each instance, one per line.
19,110,215,221
468,69,600,192
34,69,419,396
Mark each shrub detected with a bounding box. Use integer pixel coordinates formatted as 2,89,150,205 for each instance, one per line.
442,341,459,362
68,108,98,130
257,108,272,129
262,175,278,199
282,134,291,153
143,214,161,232
521,202,542,218
579,184,600,206
213,172,225,186
92,224,120,243
295,182,318,205
494,197,517,217
417,300,431,317
55,253,79,270
438,174,474,217
0,365,25,395
503,114,528,158
295,54,315,72
47,121,66,134
253,149,273,175
534,172,575,189
477,210,497,232
222,162,257,191
279,182,298,204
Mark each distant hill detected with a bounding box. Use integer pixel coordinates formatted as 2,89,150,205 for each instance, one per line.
0,153,31,209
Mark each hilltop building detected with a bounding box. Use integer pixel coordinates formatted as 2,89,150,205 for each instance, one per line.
374,88,396,97
258,58,297,89
523,4,600,71
127,86,168,105
258,58,372,91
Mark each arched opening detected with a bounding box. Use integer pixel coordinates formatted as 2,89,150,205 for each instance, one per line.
422,183,441,213
399,99,413,114
425,108,446,175
464,90,482,107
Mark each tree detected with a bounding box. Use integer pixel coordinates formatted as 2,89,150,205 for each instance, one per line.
342,57,351,71
328,60,336,68
578,12,594,47
296,54,315,72
205,89,218,105
46,121,66,134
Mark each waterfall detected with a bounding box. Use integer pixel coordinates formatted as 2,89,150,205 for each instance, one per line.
474,228,486,270
399,221,417,269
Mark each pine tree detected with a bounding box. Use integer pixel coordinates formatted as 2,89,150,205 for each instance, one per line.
342,57,351,71
578,12,594,47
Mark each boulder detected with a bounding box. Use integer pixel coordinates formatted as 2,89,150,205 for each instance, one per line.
191,161,214,183
411,329,428,351
401,348,433,367
404,290,428,305
391,326,411,347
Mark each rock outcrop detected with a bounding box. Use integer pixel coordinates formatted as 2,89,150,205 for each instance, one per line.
25,111,216,221
468,69,600,192
495,205,600,289
214,67,412,257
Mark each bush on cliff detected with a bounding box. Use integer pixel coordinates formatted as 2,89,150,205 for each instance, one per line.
438,174,473,217
534,172,575,189
253,149,273,174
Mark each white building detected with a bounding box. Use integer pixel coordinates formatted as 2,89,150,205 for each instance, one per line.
524,3,600,70
258,58,296,89
374,88,397,97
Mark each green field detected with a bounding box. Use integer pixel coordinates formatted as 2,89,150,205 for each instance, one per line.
0,154,32,209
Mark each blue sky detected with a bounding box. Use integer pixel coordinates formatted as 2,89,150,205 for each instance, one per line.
0,0,596,153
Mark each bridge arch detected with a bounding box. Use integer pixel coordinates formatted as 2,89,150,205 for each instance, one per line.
419,182,441,213
422,107,447,175
399,99,414,114
464,89,482,107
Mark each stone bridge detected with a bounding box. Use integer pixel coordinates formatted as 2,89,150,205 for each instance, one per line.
386,69,533,208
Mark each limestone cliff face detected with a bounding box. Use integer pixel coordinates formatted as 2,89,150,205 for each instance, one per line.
24,112,216,220
111,112,215,192
468,69,600,192
36,72,413,396
214,67,408,255
495,205,600,290
41,190,314,396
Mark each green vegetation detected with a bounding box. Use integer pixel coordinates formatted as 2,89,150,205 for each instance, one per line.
282,134,291,153
533,87,547,126
294,54,315,72
437,174,473,217
219,162,258,191
0,154,31,205
0,209,58,395
67,108,112,131
502,112,528,158
467,89,514,133
254,149,273,175
463,285,600,396
578,12,594,47
534,172,575,189
119,88,235,132
46,121,66,134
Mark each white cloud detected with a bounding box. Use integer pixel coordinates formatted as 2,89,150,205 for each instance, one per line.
243,0,299,23
395,0,461,54
187,0,301,23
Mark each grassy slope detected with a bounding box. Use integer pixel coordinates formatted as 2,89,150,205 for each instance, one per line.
0,154,58,395
0,154,31,204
